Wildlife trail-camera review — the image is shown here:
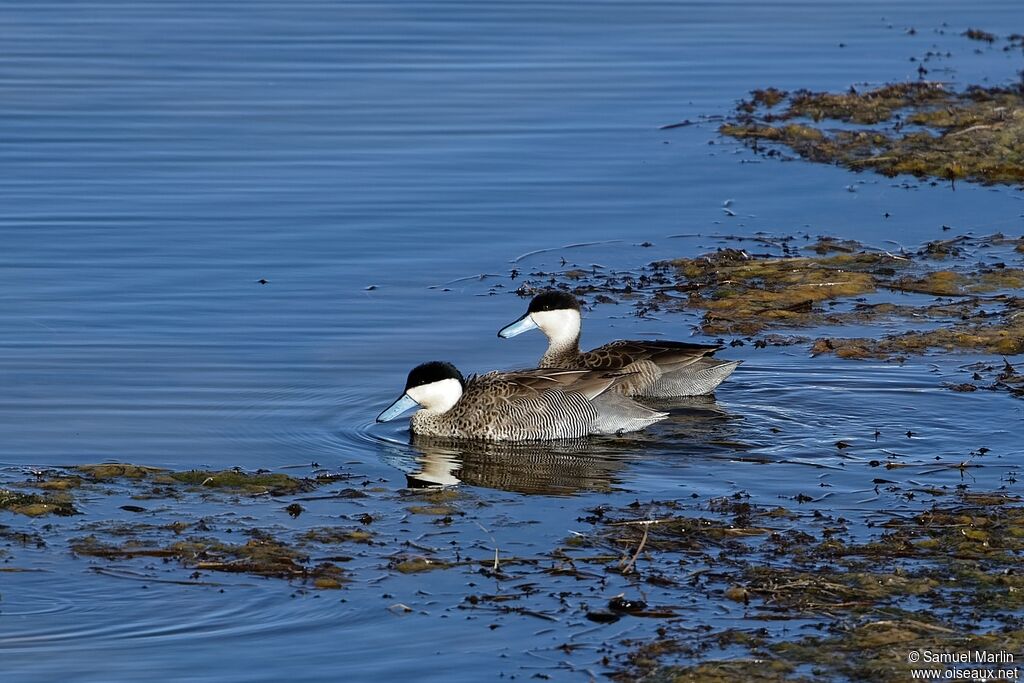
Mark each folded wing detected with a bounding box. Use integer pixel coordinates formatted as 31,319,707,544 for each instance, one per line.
463,369,666,439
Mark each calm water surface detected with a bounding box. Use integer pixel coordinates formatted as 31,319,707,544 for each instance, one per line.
2,1,1023,681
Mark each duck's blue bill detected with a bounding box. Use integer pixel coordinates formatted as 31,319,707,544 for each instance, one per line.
376,393,419,422
497,313,538,338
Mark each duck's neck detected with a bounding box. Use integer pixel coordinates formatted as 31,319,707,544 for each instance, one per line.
540,332,581,368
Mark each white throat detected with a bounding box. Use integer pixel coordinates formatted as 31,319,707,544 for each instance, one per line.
406,378,463,414
530,309,581,347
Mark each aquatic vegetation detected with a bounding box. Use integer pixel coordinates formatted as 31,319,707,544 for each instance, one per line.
520,233,1024,352
31,476,84,491
70,532,347,584
593,491,1024,681
300,527,374,544
168,469,315,495
0,489,78,517
391,556,451,573
406,504,460,516
402,488,467,517
721,80,1024,187
963,28,997,43
619,659,809,683
515,233,1024,396
665,249,883,335
76,463,166,480
5,453,1024,678
0,525,47,547
754,620,1023,683
72,463,317,495
812,327,1024,359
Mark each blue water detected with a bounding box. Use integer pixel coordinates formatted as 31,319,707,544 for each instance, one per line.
2,1,1023,681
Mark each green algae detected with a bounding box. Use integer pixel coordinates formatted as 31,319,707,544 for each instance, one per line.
69,536,179,559
721,81,1024,187
404,489,465,503
313,577,343,589
34,476,84,491
768,621,1024,683
392,556,451,573
406,504,460,516
785,82,951,124
517,235,1024,377
638,621,1023,683
0,489,78,517
72,463,314,495
169,469,313,495
6,453,1024,677
623,660,809,683
70,532,346,585
599,494,1024,680
76,463,167,480
403,488,467,516
737,567,939,612
664,249,883,335
300,527,374,544
812,324,1024,359
964,28,997,43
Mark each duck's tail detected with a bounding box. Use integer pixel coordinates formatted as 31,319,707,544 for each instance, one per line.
641,358,741,397
590,391,668,435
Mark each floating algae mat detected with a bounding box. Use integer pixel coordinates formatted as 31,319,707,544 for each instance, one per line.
69,531,348,585
3,438,1024,680
0,488,78,517
720,81,1024,187
2,464,364,586
514,232,1024,394
5,232,1019,678
716,29,1024,189
0,464,333,518
557,493,1024,682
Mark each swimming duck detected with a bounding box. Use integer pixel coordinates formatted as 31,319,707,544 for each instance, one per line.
376,361,666,441
497,291,740,397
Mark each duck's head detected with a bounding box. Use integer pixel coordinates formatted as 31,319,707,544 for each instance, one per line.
376,361,466,422
498,291,582,344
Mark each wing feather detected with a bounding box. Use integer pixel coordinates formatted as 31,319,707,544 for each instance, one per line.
581,340,722,372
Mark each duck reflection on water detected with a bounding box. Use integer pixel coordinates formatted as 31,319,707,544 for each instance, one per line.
403,395,737,496
406,435,626,495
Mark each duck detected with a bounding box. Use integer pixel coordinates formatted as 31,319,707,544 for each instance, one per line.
497,291,740,397
376,361,667,441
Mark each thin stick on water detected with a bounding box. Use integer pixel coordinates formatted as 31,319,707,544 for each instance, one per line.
620,523,651,574
474,521,500,572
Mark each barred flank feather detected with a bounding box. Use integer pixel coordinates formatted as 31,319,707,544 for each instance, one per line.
639,359,741,398
409,368,665,441
590,391,668,435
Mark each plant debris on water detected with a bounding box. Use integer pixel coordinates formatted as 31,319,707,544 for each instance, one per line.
720,78,1024,187
0,488,79,517
571,493,1024,682
70,532,347,584
71,463,318,495
5,39,1023,664
512,231,1024,395
1,347,1022,680
5,226,1022,677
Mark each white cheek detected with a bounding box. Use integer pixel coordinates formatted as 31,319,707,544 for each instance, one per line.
406,378,463,412
531,309,581,341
